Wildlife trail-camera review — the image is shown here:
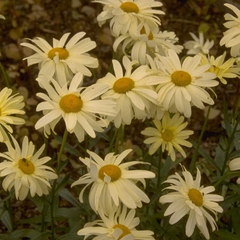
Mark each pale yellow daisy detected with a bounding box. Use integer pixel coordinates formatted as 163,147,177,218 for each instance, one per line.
184,32,214,55
159,166,223,239
21,32,98,86
220,4,240,57
94,0,164,37
0,136,58,200
200,52,240,84
0,87,25,142
141,112,193,161
113,24,183,64
35,73,117,142
71,149,155,215
97,56,159,128
229,157,240,184
78,205,155,240
147,50,218,118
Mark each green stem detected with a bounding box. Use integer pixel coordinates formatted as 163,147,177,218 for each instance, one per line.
114,125,124,153
56,129,68,174
157,149,163,188
0,62,10,87
214,172,240,188
50,129,68,239
190,106,211,172
221,118,239,175
109,124,119,152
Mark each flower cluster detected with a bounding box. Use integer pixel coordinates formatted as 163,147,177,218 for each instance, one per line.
2,1,240,239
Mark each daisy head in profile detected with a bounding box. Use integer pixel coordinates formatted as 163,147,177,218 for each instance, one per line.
114,23,183,64
35,72,117,143
21,32,98,86
229,157,240,184
141,112,193,161
147,49,218,118
220,3,240,57
94,0,164,37
0,136,58,200
78,204,155,240
0,87,25,142
71,149,155,215
200,51,240,85
184,32,214,55
97,55,159,128
159,165,223,239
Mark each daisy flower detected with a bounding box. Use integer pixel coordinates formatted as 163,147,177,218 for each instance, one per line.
0,87,25,142
159,166,223,240
200,52,240,84
94,0,164,37
71,149,155,215
220,4,240,57
35,72,117,142
184,32,214,55
147,49,218,118
113,24,183,64
0,136,58,200
141,112,193,161
229,157,240,184
78,205,155,240
97,56,159,128
0,14,5,20
21,32,98,86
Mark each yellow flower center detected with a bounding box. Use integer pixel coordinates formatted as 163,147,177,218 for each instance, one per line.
99,164,122,182
18,158,35,175
140,27,154,40
161,129,174,142
188,188,203,207
120,2,139,13
113,224,131,239
113,77,134,93
59,94,83,113
171,70,192,86
48,47,69,60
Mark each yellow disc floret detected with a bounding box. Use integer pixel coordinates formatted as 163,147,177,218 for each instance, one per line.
171,70,192,86
99,164,122,182
113,224,131,239
48,47,69,60
18,158,35,175
113,77,134,93
59,94,83,113
161,129,174,142
188,188,203,207
120,2,139,13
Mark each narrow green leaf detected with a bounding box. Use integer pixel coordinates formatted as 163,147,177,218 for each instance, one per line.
1,211,12,232
59,188,81,208
216,229,239,240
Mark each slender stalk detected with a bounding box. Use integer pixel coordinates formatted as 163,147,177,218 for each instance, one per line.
114,125,124,153
157,149,163,189
190,106,211,172
50,129,68,239
221,117,239,175
56,129,68,174
0,62,10,87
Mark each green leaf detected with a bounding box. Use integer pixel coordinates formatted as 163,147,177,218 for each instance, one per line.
1,210,12,232
223,99,232,137
59,188,81,208
216,229,239,240
231,208,240,236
